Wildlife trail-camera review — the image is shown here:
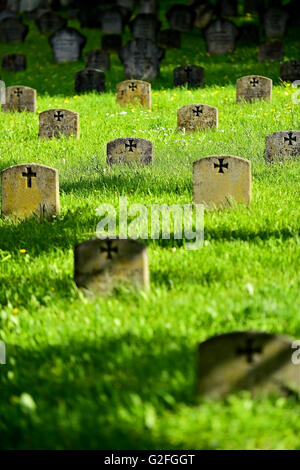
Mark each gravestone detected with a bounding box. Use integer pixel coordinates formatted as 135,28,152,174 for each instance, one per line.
102,34,122,52
85,50,110,71
119,38,164,81
74,238,150,296
139,0,156,14
177,104,217,132
264,7,288,38
107,137,153,165
116,80,151,108
1,163,60,219
265,131,300,163
2,86,36,112
193,2,214,29
174,65,204,88
75,69,105,94
236,76,272,103
101,8,122,35
35,11,67,33
238,24,259,44
159,29,181,49
0,16,28,42
197,331,300,398
131,13,160,42
259,39,283,62
205,19,238,54
39,108,80,139
49,27,86,63
193,155,251,207
280,60,300,82
2,53,26,71
166,4,194,32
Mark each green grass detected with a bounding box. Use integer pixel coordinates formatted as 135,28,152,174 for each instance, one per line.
0,6,300,449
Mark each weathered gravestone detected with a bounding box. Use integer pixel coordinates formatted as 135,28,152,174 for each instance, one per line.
35,11,67,33
39,109,79,139
116,80,151,108
265,131,300,163
238,24,259,44
75,69,105,94
193,155,251,207
2,53,26,71
139,0,156,14
197,331,300,398
205,19,238,54
280,60,300,82
264,7,288,38
102,34,122,52
131,13,160,42
74,238,150,296
236,75,272,103
107,137,153,165
166,4,195,31
119,38,164,81
49,28,86,63
1,163,60,219
0,16,28,42
177,104,217,132
259,39,283,62
85,50,110,71
159,29,181,49
2,86,36,112
101,8,123,35
174,65,204,88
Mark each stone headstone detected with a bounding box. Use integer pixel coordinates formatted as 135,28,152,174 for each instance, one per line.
193,2,214,29
101,8,122,34
1,53,26,71
74,238,150,296
131,13,160,42
265,131,300,163
74,68,105,94
49,27,86,63
35,11,67,33
116,80,151,108
197,331,300,398
139,0,156,14
174,65,204,88
177,104,217,132
19,0,41,12
2,86,36,112
238,24,259,44
264,7,288,38
205,19,238,55
119,38,164,81
259,39,283,62
236,75,272,103
1,163,60,219
280,60,300,82
0,16,28,42
102,34,122,52
166,4,194,32
39,108,80,139
107,137,153,165
85,50,110,71
159,29,181,49
193,155,251,207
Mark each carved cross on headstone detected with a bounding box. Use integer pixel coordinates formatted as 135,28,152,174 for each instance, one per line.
192,106,203,117
14,88,23,97
125,139,137,152
100,240,118,260
250,78,259,87
129,82,137,91
284,132,296,145
22,167,37,188
236,338,262,363
54,111,64,121
214,158,228,173
184,66,192,79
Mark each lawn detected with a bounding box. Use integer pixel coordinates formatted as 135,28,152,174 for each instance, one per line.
0,3,299,450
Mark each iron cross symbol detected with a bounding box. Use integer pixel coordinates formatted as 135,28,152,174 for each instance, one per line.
14,87,23,97
284,132,296,145
54,111,64,121
214,158,228,173
129,82,137,91
250,77,259,87
236,338,262,364
100,240,118,260
192,106,202,117
22,167,37,188
184,66,192,79
125,139,137,152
